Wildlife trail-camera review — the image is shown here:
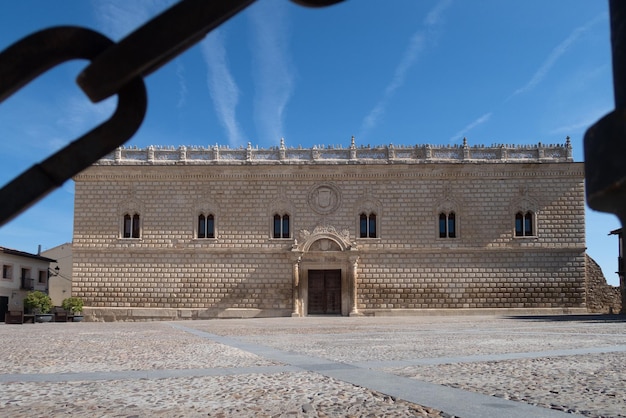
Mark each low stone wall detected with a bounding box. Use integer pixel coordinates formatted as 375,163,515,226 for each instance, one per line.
586,254,622,314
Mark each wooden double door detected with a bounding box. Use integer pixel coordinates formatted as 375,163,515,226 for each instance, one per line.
308,269,341,315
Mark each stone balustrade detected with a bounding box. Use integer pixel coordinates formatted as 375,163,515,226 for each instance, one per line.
97,137,573,165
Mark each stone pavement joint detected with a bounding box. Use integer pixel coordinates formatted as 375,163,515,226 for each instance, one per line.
171,322,578,418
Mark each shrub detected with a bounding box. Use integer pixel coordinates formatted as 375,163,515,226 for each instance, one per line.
23,291,53,314
61,296,84,314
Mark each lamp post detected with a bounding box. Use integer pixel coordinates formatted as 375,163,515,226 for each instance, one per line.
47,266,59,294
48,266,60,277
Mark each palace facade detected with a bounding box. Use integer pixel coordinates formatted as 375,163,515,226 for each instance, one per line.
72,138,588,321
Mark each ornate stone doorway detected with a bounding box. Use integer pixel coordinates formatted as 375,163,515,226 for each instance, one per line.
290,225,359,317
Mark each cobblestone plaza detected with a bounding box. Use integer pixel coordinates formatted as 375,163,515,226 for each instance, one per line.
1,315,625,417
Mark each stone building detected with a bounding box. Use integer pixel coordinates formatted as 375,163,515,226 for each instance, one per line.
72,138,589,321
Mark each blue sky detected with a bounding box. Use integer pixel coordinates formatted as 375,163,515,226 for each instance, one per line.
0,0,622,285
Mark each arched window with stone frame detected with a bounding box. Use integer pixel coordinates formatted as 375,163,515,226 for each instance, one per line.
355,197,382,240
438,211,456,238
511,189,539,238
273,213,290,239
359,212,377,238
515,210,536,237
193,199,220,240
197,213,216,239
269,198,295,240
122,212,141,238
436,197,460,239
118,196,145,240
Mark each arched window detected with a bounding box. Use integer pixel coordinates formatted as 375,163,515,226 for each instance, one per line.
439,212,456,238
515,211,535,237
123,213,140,238
198,214,215,238
360,212,377,238
273,213,290,238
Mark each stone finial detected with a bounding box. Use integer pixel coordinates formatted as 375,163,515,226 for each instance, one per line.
279,138,286,160
349,136,357,160
538,142,545,159
147,145,155,163
462,137,468,148
565,136,573,160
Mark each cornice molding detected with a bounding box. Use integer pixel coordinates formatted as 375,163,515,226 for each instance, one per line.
75,163,584,182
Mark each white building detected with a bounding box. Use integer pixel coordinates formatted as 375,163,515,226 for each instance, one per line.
1,247,55,321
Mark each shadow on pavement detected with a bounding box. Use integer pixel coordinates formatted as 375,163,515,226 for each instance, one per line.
504,314,626,323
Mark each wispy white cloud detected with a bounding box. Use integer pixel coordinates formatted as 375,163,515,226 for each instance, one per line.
448,112,492,143
549,120,592,136
175,60,188,109
201,29,245,146
549,111,607,136
424,0,453,35
449,13,608,145
92,0,173,40
360,0,452,138
56,95,117,140
361,33,426,135
510,12,608,98
248,0,294,144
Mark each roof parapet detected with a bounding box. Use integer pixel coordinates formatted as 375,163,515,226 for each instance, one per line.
97,137,573,166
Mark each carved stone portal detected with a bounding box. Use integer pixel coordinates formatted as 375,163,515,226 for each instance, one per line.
291,224,359,317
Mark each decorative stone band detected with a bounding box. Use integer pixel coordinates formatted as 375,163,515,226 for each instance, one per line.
96,137,573,166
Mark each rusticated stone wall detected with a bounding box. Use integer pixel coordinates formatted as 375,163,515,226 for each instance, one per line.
358,251,585,310
72,140,587,321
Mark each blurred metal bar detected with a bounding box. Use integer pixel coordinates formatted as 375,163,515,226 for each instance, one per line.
77,0,257,102
584,0,626,312
0,27,147,225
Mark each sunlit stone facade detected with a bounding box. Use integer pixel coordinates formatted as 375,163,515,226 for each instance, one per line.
72,139,587,321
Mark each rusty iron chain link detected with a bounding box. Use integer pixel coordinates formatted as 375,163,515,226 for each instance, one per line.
0,0,344,226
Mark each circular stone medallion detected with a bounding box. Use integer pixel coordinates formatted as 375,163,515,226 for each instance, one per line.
308,183,341,215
